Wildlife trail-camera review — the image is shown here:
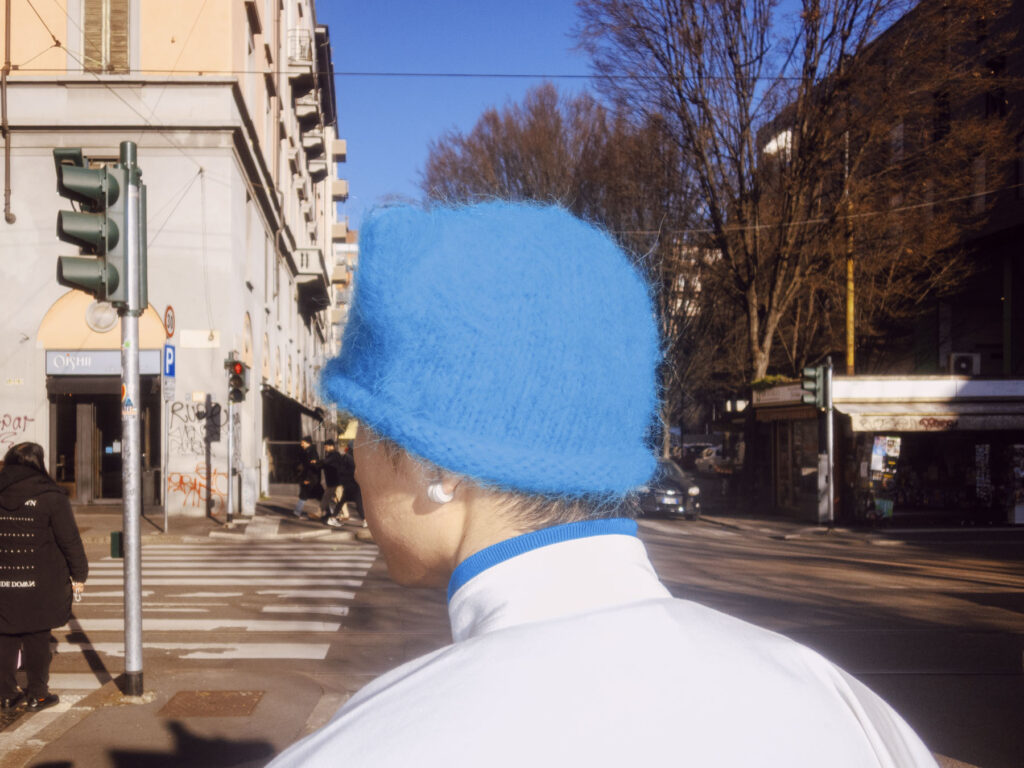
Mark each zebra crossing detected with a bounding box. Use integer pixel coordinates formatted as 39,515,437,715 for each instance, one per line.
55,539,379,670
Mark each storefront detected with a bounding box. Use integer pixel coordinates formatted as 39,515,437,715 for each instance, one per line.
753,377,1024,526
46,349,162,503
836,388,1024,525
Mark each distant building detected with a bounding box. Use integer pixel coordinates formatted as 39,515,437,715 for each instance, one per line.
747,0,1024,526
0,0,350,516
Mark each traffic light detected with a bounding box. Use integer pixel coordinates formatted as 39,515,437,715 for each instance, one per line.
54,148,129,306
227,360,249,403
801,365,825,408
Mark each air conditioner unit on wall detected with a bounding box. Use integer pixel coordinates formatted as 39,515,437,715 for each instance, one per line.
949,352,981,375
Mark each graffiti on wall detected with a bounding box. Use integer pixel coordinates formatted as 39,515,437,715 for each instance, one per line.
168,401,225,457
166,464,227,510
0,413,35,451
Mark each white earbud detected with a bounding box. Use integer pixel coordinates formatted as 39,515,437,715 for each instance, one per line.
427,482,454,504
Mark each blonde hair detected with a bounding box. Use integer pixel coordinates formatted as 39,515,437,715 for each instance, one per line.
373,433,636,528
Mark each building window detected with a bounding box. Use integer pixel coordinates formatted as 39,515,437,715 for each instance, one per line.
83,0,129,74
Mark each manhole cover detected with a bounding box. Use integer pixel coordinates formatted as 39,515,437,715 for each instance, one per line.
159,690,264,717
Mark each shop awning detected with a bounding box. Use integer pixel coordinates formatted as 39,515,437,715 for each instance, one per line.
837,401,1024,432
260,385,325,421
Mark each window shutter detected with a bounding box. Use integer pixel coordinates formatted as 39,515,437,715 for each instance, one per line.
108,0,130,74
83,0,103,72
82,0,129,73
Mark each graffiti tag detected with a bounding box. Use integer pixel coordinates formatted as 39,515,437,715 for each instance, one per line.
0,413,35,451
918,417,958,431
168,401,225,456
166,464,227,510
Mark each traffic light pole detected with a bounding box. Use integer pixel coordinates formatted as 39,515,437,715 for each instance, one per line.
226,399,235,524
119,141,144,697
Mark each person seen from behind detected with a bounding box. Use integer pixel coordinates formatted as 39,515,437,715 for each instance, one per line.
0,442,88,712
292,436,321,519
319,440,344,522
325,442,364,528
269,202,938,767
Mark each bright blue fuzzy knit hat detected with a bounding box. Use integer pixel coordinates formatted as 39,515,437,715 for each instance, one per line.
320,201,660,497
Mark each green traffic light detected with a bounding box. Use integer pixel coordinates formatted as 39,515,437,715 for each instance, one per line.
57,209,119,254
57,255,116,297
800,365,823,407
55,164,119,210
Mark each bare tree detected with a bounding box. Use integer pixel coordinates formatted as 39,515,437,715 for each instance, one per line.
577,0,1013,380
421,84,720,451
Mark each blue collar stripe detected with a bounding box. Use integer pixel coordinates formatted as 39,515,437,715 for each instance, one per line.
447,517,638,602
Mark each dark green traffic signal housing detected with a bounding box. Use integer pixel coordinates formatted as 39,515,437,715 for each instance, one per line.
54,149,128,305
227,360,249,403
800,365,825,408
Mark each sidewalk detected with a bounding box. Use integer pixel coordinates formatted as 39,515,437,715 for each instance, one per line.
695,485,1024,543
0,497,375,768
68,497,374,546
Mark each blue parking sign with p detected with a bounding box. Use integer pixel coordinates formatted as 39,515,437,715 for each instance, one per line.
163,344,175,378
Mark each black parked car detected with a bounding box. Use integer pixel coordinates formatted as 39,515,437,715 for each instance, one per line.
637,458,701,520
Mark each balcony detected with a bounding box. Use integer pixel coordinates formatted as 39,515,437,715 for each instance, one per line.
301,127,325,159
332,140,347,164
307,157,328,183
331,220,347,242
288,29,313,67
294,247,330,313
332,179,349,202
294,93,320,127
287,28,315,97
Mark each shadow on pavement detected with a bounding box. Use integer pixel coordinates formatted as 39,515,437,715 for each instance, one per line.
102,720,275,767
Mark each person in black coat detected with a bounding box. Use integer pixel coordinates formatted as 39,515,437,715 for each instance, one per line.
0,442,88,712
318,440,345,522
325,443,363,528
292,436,322,519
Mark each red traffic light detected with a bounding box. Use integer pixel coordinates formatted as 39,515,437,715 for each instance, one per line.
230,361,243,375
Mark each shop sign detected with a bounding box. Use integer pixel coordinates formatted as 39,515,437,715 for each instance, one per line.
851,413,1024,432
752,383,802,406
46,350,161,376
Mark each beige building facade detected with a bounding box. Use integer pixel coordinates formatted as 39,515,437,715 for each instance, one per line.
0,0,349,515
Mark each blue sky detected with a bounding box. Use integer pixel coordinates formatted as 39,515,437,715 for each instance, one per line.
314,0,590,228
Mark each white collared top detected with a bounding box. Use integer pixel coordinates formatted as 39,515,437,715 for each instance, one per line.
270,518,938,768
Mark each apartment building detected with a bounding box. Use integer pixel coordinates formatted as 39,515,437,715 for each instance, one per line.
0,0,349,516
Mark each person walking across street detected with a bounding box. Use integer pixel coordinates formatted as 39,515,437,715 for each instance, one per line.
292,436,322,519
325,443,364,528
319,440,345,523
269,202,938,767
0,442,88,712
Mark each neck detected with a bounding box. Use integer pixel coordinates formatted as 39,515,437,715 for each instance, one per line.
449,486,530,573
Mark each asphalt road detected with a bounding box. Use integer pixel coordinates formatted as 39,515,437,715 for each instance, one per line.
639,515,1024,768
2,505,1021,767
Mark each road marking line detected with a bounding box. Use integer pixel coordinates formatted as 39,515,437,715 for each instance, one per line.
57,618,342,632
262,605,350,617
257,589,356,599
55,642,331,660
85,577,365,586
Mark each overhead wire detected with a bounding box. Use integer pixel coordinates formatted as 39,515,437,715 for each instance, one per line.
19,5,1017,240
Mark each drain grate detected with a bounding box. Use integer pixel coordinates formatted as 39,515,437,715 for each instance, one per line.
159,690,264,717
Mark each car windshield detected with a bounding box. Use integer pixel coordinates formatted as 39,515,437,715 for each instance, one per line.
654,459,687,485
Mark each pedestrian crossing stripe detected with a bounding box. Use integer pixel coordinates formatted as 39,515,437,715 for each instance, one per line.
59,540,379,663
